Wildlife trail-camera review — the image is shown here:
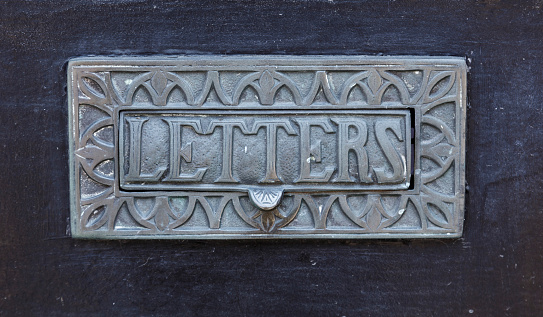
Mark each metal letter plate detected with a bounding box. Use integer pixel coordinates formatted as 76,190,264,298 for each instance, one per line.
68,56,466,239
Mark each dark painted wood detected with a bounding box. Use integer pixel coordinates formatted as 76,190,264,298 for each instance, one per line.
0,0,542,315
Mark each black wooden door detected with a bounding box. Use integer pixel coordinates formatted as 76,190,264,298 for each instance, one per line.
1,1,542,315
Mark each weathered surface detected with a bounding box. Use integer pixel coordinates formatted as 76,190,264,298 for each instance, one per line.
69,57,465,239
0,0,542,315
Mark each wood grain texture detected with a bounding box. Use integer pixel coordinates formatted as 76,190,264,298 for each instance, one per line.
0,0,542,315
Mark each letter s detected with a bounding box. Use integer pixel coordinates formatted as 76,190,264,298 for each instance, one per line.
374,119,406,183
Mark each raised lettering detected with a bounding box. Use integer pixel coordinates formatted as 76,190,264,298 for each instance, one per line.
374,119,406,183
332,118,372,183
294,118,336,182
205,120,251,183
162,118,207,182
124,117,166,182
251,119,297,183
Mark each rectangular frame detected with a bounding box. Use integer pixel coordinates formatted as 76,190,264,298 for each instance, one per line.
69,56,466,239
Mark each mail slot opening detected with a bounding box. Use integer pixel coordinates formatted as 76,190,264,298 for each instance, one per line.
118,110,412,192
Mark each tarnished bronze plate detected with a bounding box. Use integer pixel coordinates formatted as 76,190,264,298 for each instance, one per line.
68,56,466,239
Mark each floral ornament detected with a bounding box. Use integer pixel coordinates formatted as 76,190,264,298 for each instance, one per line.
75,117,114,186
72,63,463,236
76,68,453,109
240,195,302,232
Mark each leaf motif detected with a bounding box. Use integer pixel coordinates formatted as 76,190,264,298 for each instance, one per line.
155,207,170,231
366,207,381,232
261,211,275,232
75,144,111,163
368,69,382,94
93,126,114,145
81,76,106,98
81,198,116,230
431,143,455,157
424,71,456,103
421,194,453,229
259,70,275,94
151,70,168,95
85,206,107,228
425,203,451,228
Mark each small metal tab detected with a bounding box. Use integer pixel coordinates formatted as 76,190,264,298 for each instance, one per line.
69,56,466,239
248,189,284,211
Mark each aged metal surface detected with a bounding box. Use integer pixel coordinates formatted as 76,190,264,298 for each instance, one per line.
69,56,466,239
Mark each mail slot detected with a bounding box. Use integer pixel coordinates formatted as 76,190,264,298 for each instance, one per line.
69,56,465,238
119,111,411,191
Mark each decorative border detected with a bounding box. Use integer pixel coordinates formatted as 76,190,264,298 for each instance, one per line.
69,56,466,239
